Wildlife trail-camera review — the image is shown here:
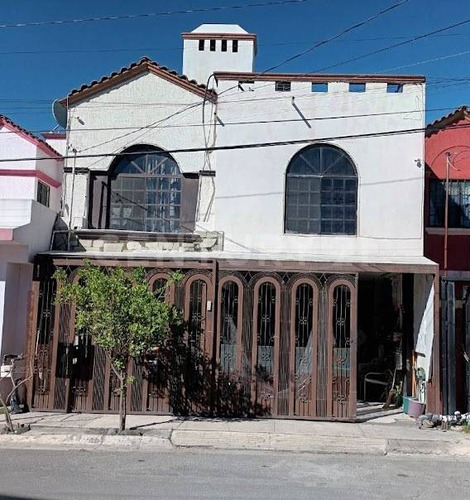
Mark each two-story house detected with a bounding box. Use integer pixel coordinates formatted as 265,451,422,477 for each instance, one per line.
27,24,439,421
0,115,62,397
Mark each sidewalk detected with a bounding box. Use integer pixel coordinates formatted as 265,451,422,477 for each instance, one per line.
1,410,469,457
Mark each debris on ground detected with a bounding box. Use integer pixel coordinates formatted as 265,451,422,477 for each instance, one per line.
417,411,470,431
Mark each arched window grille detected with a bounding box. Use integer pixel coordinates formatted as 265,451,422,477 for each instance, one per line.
330,283,352,417
332,284,351,352
109,146,182,233
151,275,174,304
294,283,315,376
188,279,207,350
256,281,277,374
285,144,358,235
220,280,240,373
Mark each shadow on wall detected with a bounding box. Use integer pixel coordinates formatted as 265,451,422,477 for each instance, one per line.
138,322,269,418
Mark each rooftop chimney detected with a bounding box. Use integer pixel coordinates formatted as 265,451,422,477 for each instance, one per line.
182,24,256,86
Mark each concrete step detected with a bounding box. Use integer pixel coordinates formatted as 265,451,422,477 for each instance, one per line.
356,402,403,422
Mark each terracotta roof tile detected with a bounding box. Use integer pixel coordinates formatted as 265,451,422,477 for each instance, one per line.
65,57,217,104
426,106,470,136
0,114,62,158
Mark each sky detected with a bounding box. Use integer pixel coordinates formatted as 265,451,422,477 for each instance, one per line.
0,0,469,134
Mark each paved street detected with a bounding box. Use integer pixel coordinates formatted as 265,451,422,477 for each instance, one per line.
0,448,468,499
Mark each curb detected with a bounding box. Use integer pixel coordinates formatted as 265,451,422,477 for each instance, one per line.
385,438,454,456
0,430,173,451
171,430,387,455
2,427,467,457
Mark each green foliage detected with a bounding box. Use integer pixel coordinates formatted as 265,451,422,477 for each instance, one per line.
54,261,182,377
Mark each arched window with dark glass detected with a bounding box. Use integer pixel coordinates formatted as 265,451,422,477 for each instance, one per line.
109,145,182,233
285,144,358,235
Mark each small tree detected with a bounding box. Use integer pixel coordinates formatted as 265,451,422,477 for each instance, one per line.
54,262,182,432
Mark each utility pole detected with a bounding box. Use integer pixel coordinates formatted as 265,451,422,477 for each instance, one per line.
443,152,451,278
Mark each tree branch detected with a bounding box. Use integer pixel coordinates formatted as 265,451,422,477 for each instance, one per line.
1,357,33,433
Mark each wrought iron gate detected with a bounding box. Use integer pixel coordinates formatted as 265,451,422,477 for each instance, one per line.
28,264,357,420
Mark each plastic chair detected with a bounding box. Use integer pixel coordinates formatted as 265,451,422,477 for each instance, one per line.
363,371,392,402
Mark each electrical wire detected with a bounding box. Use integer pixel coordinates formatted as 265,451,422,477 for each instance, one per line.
215,0,413,101
1,121,466,164
0,0,310,29
1,106,444,134
1,82,427,112
262,0,411,73
314,17,470,72
69,0,412,157
3,31,470,56
78,100,204,153
378,48,470,73
0,75,460,111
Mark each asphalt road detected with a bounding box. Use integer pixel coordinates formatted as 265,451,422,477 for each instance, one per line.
0,448,468,499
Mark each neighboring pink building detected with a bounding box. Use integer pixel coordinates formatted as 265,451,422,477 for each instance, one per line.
425,106,470,413
0,115,63,366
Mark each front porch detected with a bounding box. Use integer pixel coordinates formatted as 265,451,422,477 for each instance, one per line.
357,272,436,413
25,252,439,421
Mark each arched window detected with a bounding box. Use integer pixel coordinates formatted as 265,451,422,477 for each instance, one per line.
109,145,182,233
285,144,358,235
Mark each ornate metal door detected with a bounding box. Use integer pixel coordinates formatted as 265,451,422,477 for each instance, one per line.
183,274,214,414
215,276,250,416
137,274,175,414
289,279,319,418
252,278,281,416
30,277,56,410
327,279,357,419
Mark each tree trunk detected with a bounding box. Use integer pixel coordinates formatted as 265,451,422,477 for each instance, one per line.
119,371,126,432
0,396,14,433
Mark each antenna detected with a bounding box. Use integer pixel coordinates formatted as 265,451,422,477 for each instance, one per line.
52,99,67,129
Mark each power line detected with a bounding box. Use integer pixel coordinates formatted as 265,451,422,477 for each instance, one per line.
0,75,462,106
3,32,470,56
314,17,470,72
0,106,447,135
378,48,470,72
216,15,470,100
0,0,310,29
0,82,426,110
1,122,464,164
262,0,411,72
1,77,461,122
78,100,205,153
1,84,424,113
215,0,413,101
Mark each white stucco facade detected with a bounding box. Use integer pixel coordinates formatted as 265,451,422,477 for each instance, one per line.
63,70,216,229
63,26,426,263
213,78,426,258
